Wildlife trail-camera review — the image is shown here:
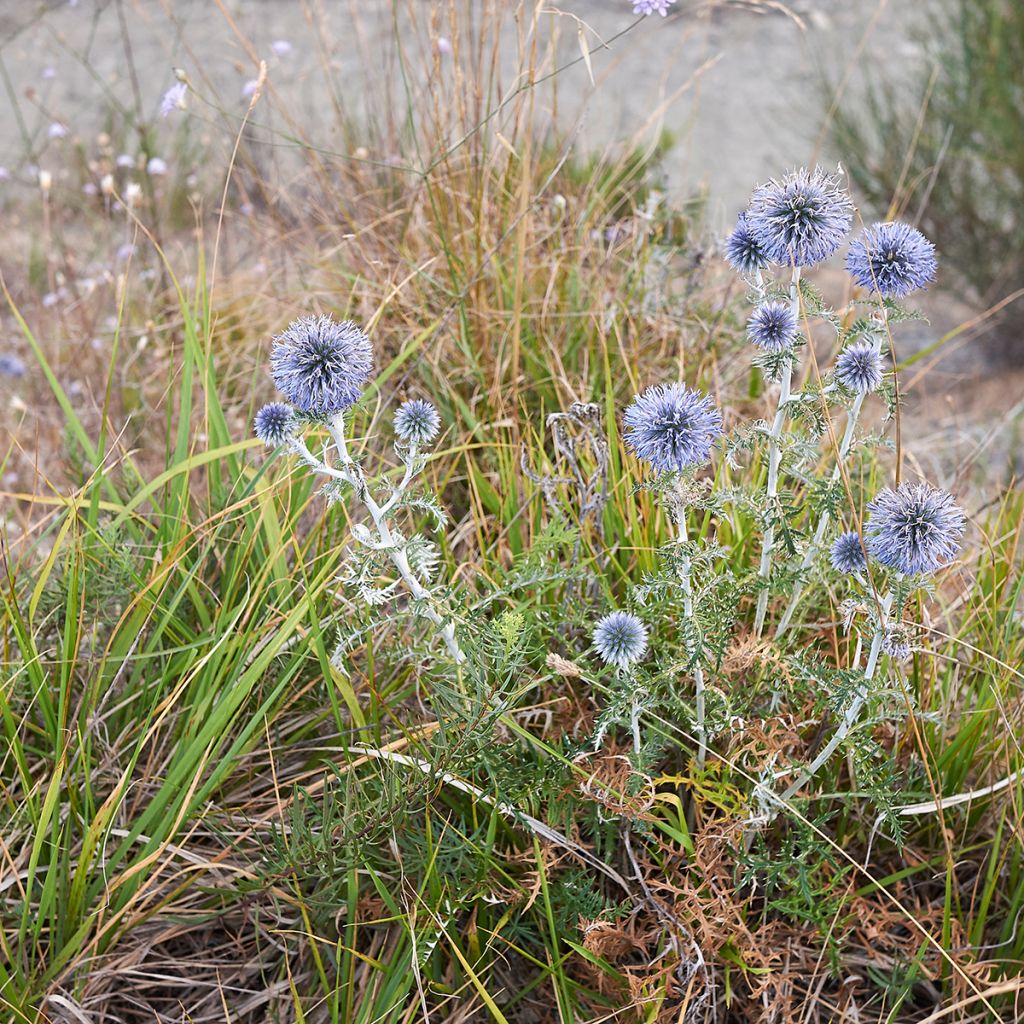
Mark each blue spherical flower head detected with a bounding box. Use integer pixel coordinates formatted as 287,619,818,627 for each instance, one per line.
592,611,648,669
835,341,884,394
724,212,769,274
747,167,853,267
253,402,296,446
830,531,867,574
632,0,675,15
846,222,937,298
747,300,799,352
394,399,441,445
866,482,965,575
270,314,373,416
623,383,723,473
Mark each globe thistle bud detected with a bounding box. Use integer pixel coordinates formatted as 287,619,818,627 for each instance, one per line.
865,482,965,576
830,531,867,574
631,0,675,14
724,212,769,274
747,300,799,352
846,222,937,298
881,626,913,661
834,341,884,394
270,314,373,416
592,612,648,669
747,166,853,267
254,402,297,446
394,399,441,445
623,383,723,474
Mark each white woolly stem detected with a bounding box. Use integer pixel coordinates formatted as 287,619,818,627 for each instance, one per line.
675,508,707,768
300,416,465,663
776,590,892,805
775,329,885,638
753,265,800,636
630,694,642,756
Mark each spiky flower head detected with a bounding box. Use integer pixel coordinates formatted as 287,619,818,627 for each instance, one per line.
623,383,723,473
866,482,965,576
834,341,884,394
592,611,648,669
253,402,297,446
846,222,937,298
394,399,441,445
159,82,188,118
270,314,373,416
631,0,675,15
747,300,799,352
724,212,769,275
747,166,853,267
830,531,867,574
881,626,913,661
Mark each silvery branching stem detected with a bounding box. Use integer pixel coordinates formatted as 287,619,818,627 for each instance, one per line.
673,501,707,768
753,264,801,636
290,414,465,663
775,326,886,638
775,589,893,806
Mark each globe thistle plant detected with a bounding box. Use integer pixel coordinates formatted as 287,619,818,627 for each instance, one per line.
834,341,884,394
846,222,938,298
395,399,441,445
747,166,854,268
258,315,463,662
623,383,723,474
747,300,799,353
270,314,373,416
253,402,296,447
592,612,648,670
830,531,867,575
725,212,769,276
866,482,965,576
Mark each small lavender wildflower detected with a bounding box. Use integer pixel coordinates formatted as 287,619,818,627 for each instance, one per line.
747,167,853,267
846,222,937,298
0,354,27,378
146,157,168,176
623,383,723,473
253,402,296,446
160,82,187,118
747,300,799,352
865,482,965,576
830,531,867,574
394,399,441,445
271,39,292,56
47,122,68,140
724,212,769,274
834,341,884,394
270,314,374,416
592,612,648,669
631,0,675,14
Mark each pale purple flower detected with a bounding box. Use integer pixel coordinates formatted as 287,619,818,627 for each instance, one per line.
47,122,68,140
632,0,675,15
270,314,373,416
394,399,441,445
834,341,884,394
866,482,965,576
747,300,799,352
271,39,292,56
0,167,9,181
830,531,866,574
0,354,27,378
846,222,937,298
253,402,296,446
146,157,168,176
747,166,853,267
116,153,135,169
160,82,188,118
242,79,259,99
725,212,769,275
41,67,57,80
437,36,452,55
623,383,723,473
592,612,648,669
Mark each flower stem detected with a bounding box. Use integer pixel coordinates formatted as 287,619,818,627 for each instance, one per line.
322,415,466,663
675,505,707,768
774,329,885,638
776,590,892,805
753,265,801,636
